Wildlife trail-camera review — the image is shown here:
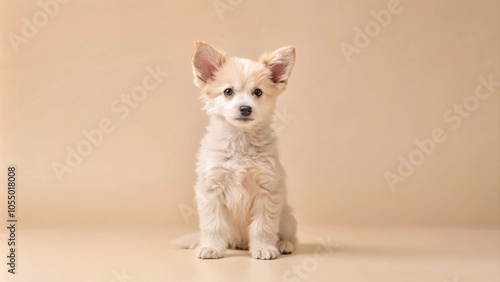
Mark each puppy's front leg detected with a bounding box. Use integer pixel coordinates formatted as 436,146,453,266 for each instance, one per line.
195,180,229,259
249,186,283,260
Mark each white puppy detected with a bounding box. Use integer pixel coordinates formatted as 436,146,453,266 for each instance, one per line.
182,42,297,260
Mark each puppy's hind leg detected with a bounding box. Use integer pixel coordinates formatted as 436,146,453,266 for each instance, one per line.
278,205,297,255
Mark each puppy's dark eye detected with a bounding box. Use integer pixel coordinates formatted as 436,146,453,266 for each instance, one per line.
253,88,263,97
223,88,233,97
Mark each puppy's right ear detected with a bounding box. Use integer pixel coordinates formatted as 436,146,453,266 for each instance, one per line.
191,42,226,88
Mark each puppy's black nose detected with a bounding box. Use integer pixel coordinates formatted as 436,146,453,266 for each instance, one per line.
240,106,252,117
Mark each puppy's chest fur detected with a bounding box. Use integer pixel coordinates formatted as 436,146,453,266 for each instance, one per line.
224,134,272,169
199,129,281,216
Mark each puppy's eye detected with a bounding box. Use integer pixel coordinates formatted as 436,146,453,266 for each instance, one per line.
253,88,263,97
223,88,233,97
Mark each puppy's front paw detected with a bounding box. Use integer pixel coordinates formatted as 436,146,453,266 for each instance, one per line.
196,247,223,259
278,240,294,254
250,246,280,260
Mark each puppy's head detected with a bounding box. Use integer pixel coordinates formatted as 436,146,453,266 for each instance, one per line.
191,42,295,128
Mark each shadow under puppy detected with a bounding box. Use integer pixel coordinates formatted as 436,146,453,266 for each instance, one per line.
176,42,297,260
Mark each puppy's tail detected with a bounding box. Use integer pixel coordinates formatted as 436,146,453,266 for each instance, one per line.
171,232,199,249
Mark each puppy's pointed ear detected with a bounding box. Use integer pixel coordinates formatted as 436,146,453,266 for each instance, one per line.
191,41,226,88
259,46,296,84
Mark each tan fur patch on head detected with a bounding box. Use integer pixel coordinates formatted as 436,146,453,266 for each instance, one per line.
203,58,275,98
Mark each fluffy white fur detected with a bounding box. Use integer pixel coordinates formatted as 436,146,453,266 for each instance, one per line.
178,42,297,260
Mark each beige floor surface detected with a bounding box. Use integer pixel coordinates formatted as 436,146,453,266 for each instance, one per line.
2,226,499,282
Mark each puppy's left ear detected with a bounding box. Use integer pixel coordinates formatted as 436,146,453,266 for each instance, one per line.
259,46,296,84
192,41,226,88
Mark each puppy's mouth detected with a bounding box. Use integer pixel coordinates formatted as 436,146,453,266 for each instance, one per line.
234,117,254,122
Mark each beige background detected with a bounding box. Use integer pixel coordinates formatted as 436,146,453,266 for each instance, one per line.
1,0,499,231
1,1,499,281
